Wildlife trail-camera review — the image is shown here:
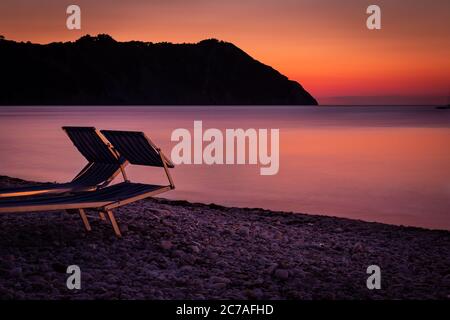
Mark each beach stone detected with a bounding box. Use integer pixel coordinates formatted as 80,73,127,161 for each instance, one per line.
173,250,185,258
160,240,173,250
352,242,365,253
274,269,289,280
182,254,196,265
270,243,280,251
82,272,94,282
51,262,66,273
1,260,15,270
156,209,171,215
266,263,278,274
256,256,269,266
207,251,219,260
180,265,193,272
259,230,271,239
4,254,15,262
1,292,13,300
9,267,22,277
237,226,250,236
210,276,231,284
209,282,227,290
248,288,264,299
221,229,233,236
190,245,200,254
14,290,26,300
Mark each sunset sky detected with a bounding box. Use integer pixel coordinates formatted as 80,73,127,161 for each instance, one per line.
1,0,449,105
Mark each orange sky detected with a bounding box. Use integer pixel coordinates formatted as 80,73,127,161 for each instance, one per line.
1,0,449,105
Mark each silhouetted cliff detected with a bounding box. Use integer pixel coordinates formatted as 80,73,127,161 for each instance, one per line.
0,34,317,105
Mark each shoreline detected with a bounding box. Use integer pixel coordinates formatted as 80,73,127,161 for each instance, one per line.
0,175,449,299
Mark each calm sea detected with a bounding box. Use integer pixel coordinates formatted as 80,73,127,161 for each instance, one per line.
0,106,449,230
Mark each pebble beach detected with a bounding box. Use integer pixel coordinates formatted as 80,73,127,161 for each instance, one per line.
0,176,449,300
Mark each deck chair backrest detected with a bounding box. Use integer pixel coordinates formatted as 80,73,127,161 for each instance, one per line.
63,127,119,164
71,163,121,185
101,130,174,168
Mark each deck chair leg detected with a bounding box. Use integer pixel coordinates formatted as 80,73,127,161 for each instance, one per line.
78,209,91,232
99,211,106,221
106,210,122,237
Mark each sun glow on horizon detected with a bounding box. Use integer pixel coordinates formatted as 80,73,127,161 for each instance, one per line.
0,0,449,105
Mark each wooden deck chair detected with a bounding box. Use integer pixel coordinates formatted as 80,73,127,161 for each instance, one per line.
0,127,127,198
0,130,174,237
